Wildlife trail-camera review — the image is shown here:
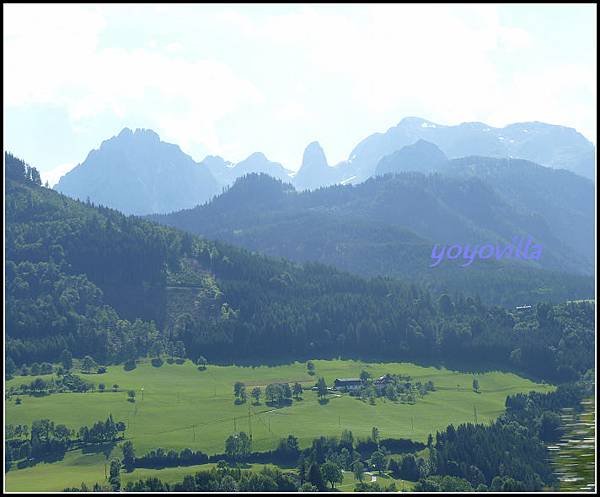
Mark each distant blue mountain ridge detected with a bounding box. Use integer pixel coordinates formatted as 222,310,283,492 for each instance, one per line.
55,117,595,216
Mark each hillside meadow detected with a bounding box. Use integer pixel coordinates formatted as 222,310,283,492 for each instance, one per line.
5,359,553,491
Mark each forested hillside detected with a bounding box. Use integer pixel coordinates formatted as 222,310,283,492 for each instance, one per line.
6,154,595,384
151,173,594,306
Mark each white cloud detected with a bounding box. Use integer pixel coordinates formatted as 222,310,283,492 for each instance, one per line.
4,4,596,170
41,162,76,187
275,101,308,121
4,4,264,158
219,5,596,142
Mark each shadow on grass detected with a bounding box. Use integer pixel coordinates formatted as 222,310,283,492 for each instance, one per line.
14,449,67,469
81,441,117,459
265,399,293,408
205,353,544,381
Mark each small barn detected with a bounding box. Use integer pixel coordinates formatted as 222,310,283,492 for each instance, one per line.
333,378,363,392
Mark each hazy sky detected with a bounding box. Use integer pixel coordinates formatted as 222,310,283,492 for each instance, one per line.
4,4,597,185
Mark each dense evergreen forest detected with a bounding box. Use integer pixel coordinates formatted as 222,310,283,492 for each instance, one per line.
150,173,594,307
5,153,595,386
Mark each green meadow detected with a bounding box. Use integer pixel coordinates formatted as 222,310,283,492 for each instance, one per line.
5,359,553,491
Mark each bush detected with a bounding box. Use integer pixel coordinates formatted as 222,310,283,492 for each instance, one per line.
97,366,107,374
151,357,164,368
124,359,136,371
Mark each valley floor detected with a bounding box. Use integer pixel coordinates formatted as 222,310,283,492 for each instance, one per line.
5,359,553,491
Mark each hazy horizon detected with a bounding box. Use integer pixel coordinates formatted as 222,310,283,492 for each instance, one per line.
4,4,597,186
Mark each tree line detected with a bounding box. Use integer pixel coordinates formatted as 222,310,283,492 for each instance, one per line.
6,154,595,388
6,415,125,470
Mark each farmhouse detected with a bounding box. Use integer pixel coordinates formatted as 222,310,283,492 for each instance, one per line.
373,374,394,392
333,378,363,392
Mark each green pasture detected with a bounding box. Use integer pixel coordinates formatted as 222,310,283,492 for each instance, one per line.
5,359,553,491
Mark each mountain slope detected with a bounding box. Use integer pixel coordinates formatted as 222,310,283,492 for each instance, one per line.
55,128,220,215
375,139,448,176
338,117,595,183
293,141,343,191
446,156,595,268
150,172,594,306
232,152,293,182
6,153,594,383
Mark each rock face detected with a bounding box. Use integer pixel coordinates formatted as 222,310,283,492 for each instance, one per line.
293,141,341,191
201,155,235,186
375,140,448,176
338,117,595,183
56,128,220,215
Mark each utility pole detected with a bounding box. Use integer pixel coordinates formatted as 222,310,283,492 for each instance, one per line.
193,425,196,441
473,405,478,424
248,406,252,437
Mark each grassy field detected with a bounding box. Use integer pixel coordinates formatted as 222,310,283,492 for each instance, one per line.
5,449,281,492
5,451,413,493
5,358,553,491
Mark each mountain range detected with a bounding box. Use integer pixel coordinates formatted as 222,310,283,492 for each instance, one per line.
56,128,294,215
149,163,594,306
54,117,595,216
336,117,596,184
47,117,595,306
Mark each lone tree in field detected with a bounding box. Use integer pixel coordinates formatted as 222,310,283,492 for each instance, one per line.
251,387,261,405
472,378,480,393
81,355,97,373
360,370,371,382
321,461,343,489
293,382,303,400
316,377,328,399
234,382,246,403
112,384,119,392
225,432,252,462
127,390,136,402
307,361,316,376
